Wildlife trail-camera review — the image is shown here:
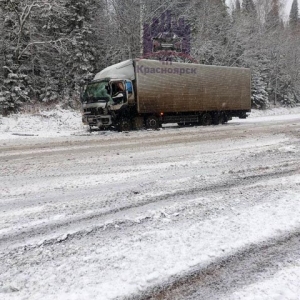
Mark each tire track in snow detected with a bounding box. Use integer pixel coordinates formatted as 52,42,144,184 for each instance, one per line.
0,163,298,251
130,230,300,300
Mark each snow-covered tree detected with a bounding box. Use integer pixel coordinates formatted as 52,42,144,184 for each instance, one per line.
242,0,256,15
0,0,102,112
266,0,280,30
62,0,97,97
0,0,300,114
189,0,231,66
251,72,270,109
236,0,241,12
289,0,299,30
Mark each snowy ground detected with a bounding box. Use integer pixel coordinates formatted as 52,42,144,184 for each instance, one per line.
0,107,300,299
0,106,86,140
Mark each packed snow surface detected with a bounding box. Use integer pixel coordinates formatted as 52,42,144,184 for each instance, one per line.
0,107,300,299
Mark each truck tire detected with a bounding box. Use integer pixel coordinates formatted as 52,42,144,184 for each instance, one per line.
146,115,159,130
118,118,132,132
200,113,212,126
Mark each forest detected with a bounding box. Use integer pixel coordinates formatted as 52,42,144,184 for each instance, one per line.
0,0,299,115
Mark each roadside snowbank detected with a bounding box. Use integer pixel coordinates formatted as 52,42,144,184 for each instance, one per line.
0,107,86,140
250,106,300,117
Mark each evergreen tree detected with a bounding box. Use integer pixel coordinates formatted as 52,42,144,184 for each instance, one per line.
64,0,96,87
0,7,5,112
242,0,256,16
0,0,33,114
0,0,102,113
191,0,231,66
236,0,241,12
251,72,270,109
0,0,299,114
232,0,241,21
289,0,299,29
266,0,280,30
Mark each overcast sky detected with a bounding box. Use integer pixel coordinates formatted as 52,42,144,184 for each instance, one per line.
283,0,294,16
225,0,295,19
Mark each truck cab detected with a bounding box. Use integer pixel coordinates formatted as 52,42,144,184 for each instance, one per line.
81,60,136,130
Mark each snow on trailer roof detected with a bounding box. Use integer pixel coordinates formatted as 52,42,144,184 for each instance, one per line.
94,60,135,81
93,59,251,83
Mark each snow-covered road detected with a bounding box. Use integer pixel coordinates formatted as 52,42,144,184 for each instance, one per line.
0,110,300,299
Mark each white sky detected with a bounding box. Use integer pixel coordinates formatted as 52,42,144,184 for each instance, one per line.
281,0,294,16
226,0,295,18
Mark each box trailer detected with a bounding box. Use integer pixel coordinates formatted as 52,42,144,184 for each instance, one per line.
81,59,251,131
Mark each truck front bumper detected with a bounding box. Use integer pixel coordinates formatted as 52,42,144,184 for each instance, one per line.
82,114,113,127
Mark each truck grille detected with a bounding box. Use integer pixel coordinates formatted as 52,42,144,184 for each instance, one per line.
84,108,105,115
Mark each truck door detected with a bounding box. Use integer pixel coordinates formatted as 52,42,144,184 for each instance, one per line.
110,80,126,105
125,80,135,105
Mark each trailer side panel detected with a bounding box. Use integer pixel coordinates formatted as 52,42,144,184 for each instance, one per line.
135,60,251,114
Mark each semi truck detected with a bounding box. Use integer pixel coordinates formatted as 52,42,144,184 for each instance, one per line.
81,59,251,131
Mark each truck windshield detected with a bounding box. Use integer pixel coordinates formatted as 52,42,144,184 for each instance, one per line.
82,81,111,103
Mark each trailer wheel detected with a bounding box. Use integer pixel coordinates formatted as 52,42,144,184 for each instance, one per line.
118,118,132,132
200,113,212,126
146,115,159,130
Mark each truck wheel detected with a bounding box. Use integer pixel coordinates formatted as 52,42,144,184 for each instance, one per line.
146,116,159,130
200,113,212,126
118,118,132,132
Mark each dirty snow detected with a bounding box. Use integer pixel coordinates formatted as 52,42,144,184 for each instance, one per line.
225,263,300,300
